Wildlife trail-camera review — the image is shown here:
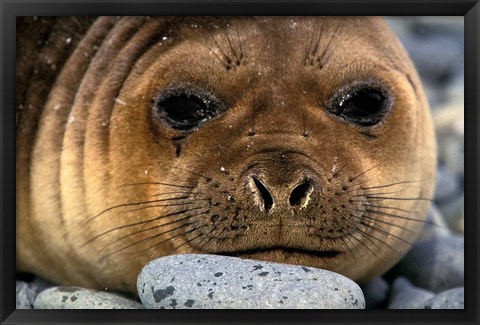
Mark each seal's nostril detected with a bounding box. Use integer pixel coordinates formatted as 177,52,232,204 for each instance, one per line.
252,177,273,211
289,179,314,208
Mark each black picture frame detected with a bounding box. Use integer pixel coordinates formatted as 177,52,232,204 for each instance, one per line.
1,1,478,324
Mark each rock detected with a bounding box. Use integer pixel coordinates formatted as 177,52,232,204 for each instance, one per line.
388,277,434,309
386,17,464,109
31,275,57,292
137,254,365,309
416,204,450,241
434,167,460,205
439,194,464,234
389,235,464,293
34,286,144,309
16,281,41,309
433,104,465,177
418,287,464,309
360,277,389,309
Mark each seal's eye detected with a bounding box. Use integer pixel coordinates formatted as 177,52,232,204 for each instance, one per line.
155,88,224,130
330,84,392,127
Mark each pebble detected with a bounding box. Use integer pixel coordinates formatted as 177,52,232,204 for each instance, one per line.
433,104,464,177
439,194,464,234
389,235,464,293
16,281,41,309
360,277,389,309
434,167,460,205
34,286,144,309
415,204,450,242
137,254,365,309
418,287,464,309
388,277,435,309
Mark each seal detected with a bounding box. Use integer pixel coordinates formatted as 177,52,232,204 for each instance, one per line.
16,16,436,294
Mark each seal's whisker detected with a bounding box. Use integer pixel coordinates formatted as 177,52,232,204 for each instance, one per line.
99,223,203,261
358,220,414,248
119,182,195,189
320,21,342,67
234,26,244,61
307,18,326,65
124,200,204,213
338,236,359,265
346,231,385,263
362,203,416,214
353,224,402,254
332,163,348,178
81,206,207,247
84,197,196,225
349,159,388,183
355,190,405,197
137,225,208,256
145,191,196,199
349,176,378,188
361,180,422,190
357,208,428,223
348,213,416,234
206,30,232,70
100,211,209,253
365,196,434,202
170,230,209,254
222,27,241,66
170,166,212,181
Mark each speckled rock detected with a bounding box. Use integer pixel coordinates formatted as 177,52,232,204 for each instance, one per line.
388,277,435,309
137,254,365,309
16,281,41,309
417,287,464,309
34,286,144,309
389,235,464,293
361,277,389,309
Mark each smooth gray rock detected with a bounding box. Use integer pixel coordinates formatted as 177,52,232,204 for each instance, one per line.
34,286,144,309
361,277,389,309
390,235,464,293
388,277,434,309
16,281,41,309
137,254,365,309
417,287,464,309
433,104,464,177
439,194,464,234
416,204,450,242
31,275,57,292
434,167,460,204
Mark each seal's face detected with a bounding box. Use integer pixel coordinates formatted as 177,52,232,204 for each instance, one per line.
16,16,436,293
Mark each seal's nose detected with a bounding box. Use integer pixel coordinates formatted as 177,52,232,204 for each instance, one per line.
249,175,315,212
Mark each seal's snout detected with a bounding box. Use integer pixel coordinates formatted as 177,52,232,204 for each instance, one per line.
249,175,315,212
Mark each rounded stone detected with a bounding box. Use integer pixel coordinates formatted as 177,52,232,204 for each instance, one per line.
388,277,434,309
389,235,464,293
439,195,464,234
137,254,365,309
416,204,450,242
360,277,389,309
16,281,41,309
33,286,144,309
417,287,464,309
434,167,460,205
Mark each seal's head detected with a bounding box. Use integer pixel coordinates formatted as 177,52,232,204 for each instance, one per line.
17,16,436,294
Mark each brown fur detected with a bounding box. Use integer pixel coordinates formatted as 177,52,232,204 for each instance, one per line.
16,16,436,294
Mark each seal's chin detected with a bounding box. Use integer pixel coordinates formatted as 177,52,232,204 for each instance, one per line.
219,247,342,265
